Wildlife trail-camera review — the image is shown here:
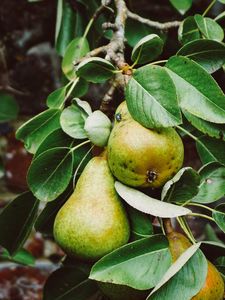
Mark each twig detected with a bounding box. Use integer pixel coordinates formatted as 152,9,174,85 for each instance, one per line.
100,82,117,113
73,45,108,66
127,10,181,30
0,85,30,97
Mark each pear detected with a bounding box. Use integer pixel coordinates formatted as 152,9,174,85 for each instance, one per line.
167,231,225,300
53,153,130,261
107,101,184,188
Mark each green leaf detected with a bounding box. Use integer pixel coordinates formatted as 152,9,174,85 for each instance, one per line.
43,267,98,300
0,192,39,255
161,167,200,203
184,110,225,140
213,204,225,233
204,224,224,244
115,182,191,218
0,92,19,123
194,14,224,42
16,109,61,154
60,103,88,139
27,147,73,202
126,65,181,128
90,235,172,290
166,56,225,124
47,86,67,109
128,207,153,240
62,37,90,80
76,57,116,83
218,0,225,3
169,0,192,14
1,248,35,266
34,128,73,159
192,162,225,204
55,0,77,56
131,34,164,65
71,78,89,98
35,184,73,235
178,16,200,45
196,136,225,164
148,247,207,300
215,257,225,276
177,39,225,73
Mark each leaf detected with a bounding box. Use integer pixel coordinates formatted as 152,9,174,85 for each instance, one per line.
126,65,181,128
62,37,90,80
201,241,225,261
196,136,225,164
74,98,92,116
1,248,35,266
166,56,225,124
115,182,191,218
213,204,225,233
55,0,77,56
0,92,19,123
161,167,200,203
60,104,88,139
0,192,39,255
16,109,61,154
47,86,67,109
178,16,200,45
131,34,164,65
177,39,225,73
27,147,73,202
204,224,224,244
128,207,153,240
184,110,225,140
43,267,98,300
90,235,172,290
76,57,116,83
215,257,225,276
192,162,225,203
71,78,89,98
34,128,73,159
169,0,192,14
194,14,224,42
218,0,225,3
148,246,207,300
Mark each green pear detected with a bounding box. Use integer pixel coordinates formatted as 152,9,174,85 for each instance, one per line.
107,101,184,188
53,153,130,261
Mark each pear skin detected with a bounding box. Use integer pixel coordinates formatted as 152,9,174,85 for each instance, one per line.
53,154,130,261
167,231,225,300
107,101,184,188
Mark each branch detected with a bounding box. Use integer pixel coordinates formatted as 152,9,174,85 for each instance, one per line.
127,10,181,30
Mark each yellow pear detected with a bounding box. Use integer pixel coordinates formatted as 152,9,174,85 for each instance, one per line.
53,153,130,261
167,231,225,300
107,101,184,188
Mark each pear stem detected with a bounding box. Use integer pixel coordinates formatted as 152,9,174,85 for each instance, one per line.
163,218,174,234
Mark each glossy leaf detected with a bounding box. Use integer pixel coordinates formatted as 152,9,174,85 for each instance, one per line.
76,57,116,83
177,39,225,73
0,248,35,266
16,109,61,154
60,104,88,139
43,267,98,300
192,162,225,203
47,86,67,109
62,37,90,80
194,14,224,42
166,56,225,124
0,192,39,255
213,204,225,233
115,182,191,218
184,110,225,140
0,93,19,123
161,167,200,203
128,207,153,240
169,0,192,14
196,136,225,164
34,128,74,159
55,0,77,56
27,147,73,202
126,65,181,128
148,247,207,300
90,235,172,290
131,34,164,64
178,16,200,45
